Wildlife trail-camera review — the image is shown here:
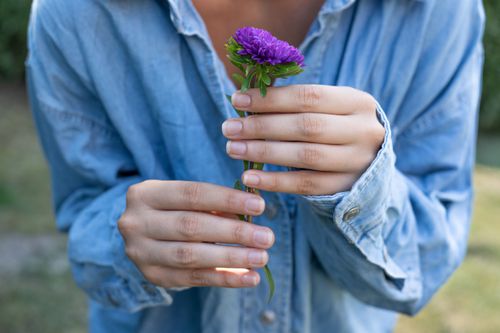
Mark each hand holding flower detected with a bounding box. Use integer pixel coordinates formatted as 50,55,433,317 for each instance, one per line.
224,85,385,195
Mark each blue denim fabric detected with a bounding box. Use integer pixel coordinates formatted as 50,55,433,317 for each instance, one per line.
26,0,484,332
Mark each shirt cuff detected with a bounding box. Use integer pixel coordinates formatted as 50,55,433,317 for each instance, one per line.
109,191,174,312
300,103,408,282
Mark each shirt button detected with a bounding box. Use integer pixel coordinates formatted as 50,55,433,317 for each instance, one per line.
342,207,360,222
260,310,276,325
265,202,279,219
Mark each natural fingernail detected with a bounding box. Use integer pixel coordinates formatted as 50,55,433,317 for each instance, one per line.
248,250,267,265
243,173,260,186
245,197,265,213
232,92,251,108
241,273,258,286
226,141,247,155
253,229,273,247
222,120,243,136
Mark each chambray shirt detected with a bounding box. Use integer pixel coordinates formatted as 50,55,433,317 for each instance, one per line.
26,0,484,332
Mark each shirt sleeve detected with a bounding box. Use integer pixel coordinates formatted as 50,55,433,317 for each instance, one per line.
298,2,485,315
26,1,171,312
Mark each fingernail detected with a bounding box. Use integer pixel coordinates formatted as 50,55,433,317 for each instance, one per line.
248,250,266,265
245,197,265,213
241,273,258,286
226,141,247,155
243,173,260,186
232,93,251,108
253,229,273,247
222,120,243,136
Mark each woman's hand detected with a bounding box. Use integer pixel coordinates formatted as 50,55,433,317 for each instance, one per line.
223,85,385,195
119,181,274,288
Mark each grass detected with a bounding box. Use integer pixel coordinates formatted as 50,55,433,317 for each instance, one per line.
0,83,53,234
0,84,499,332
396,165,500,333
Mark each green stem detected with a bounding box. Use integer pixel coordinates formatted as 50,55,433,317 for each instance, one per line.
234,66,275,302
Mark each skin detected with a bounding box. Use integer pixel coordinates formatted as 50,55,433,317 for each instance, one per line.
119,1,385,289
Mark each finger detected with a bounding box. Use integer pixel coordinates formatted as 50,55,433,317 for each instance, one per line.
130,181,265,216
241,170,359,195
226,140,372,172
144,241,269,269
231,85,376,115
143,211,275,249
222,113,360,144
144,266,260,288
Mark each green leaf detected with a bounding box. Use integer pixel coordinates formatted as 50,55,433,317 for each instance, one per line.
263,265,275,303
243,160,249,171
232,73,245,85
258,80,267,97
261,72,271,85
253,162,264,171
228,57,245,72
245,65,254,77
241,77,250,92
228,60,244,73
233,179,243,191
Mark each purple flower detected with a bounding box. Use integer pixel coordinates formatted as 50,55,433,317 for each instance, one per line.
233,27,304,67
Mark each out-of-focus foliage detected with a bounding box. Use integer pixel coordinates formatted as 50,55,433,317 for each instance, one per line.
481,1,500,132
0,0,31,81
0,0,499,132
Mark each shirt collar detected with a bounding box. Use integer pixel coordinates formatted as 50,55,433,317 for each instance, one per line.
165,0,358,36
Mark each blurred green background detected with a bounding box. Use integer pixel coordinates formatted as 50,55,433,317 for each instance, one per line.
0,1,499,332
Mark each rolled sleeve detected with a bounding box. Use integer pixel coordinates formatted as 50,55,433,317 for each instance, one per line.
296,37,483,313
68,181,173,312
301,104,409,283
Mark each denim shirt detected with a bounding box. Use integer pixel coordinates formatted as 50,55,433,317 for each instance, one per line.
27,0,484,332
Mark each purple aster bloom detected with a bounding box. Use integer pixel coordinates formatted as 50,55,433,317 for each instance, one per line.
233,27,305,67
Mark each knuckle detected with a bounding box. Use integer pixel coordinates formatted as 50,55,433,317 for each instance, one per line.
247,115,266,135
117,214,136,236
221,271,238,288
182,182,202,208
174,245,197,267
226,249,241,267
298,113,323,139
142,266,161,285
126,183,143,206
267,173,279,191
124,244,141,263
360,120,385,146
189,269,210,286
352,148,375,171
178,213,201,240
296,176,316,195
298,147,322,168
224,193,240,212
358,92,377,113
369,123,386,143
362,150,377,169
297,85,321,112
231,223,246,244
255,142,271,160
